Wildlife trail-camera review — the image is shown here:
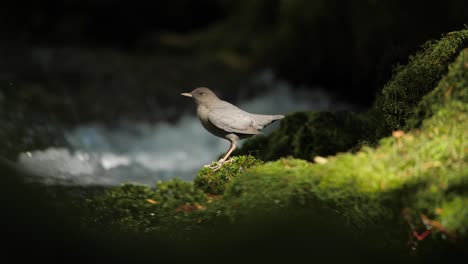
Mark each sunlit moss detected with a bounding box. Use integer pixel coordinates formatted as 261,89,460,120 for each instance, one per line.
406,47,468,129
194,155,262,195
379,29,468,130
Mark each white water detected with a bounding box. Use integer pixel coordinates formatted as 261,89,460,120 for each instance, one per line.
18,70,353,186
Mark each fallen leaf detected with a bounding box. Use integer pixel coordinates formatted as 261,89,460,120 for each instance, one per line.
419,213,455,237
392,130,405,138
146,199,158,204
313,156,328,164
194,203,205,210
176,203,205,213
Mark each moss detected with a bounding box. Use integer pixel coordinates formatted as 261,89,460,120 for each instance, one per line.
84,179,208,235
79,47,463,240
405,48,468,129
80,32,468,256
379,29,468,130
234,112,309,160
223,113,466,240
441,197,468,236
221,49,468,239
194,155,262,195
235,111,374,161
292,111,375,159
237,30,468,162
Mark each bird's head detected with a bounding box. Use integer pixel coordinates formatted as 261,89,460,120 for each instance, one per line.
181,87,219,106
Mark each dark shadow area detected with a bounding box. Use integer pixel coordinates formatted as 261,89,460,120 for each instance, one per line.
1,0,467,111
2,160,467,263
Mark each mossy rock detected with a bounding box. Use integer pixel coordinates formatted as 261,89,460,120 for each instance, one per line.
378,29,468,130
235,111,374,161
406,47,468,129
292,111,375,159
237,29,468,162
235,112,310,160
222,48,468,240
194,155,262,195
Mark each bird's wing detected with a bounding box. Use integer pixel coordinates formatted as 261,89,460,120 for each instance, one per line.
208,106,261,135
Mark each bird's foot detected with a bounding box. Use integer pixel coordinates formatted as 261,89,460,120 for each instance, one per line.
204,162,223,171
203,158,234,171
224,158,234,164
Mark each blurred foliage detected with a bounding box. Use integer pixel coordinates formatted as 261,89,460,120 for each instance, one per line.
0,0,230,47
194,0,468,105
0,48,248,125
83,179,208,236
194,155,262,194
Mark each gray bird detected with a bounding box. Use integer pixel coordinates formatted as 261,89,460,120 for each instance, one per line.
181,87,284,170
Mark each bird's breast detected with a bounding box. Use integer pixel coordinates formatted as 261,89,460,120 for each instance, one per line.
196,105,210,123
197,105,225,138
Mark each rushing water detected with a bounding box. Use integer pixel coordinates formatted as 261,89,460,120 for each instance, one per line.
18,71,353,186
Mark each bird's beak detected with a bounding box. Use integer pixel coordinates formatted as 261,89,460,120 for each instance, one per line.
181,92,192,97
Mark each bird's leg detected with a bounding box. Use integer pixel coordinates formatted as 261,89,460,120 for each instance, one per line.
204,138,237,171
218,140,237,163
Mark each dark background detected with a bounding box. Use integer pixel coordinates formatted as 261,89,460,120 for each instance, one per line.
1,0,228,46
1,0,467,159
1,1,467,261
2,0,467,110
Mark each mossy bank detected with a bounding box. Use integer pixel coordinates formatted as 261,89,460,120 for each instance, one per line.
80,30,468,259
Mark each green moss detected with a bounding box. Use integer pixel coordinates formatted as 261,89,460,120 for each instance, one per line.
406,48,468,129
379,29,468,130
235,111,374,161
221,49,468,239
441,197,468,236
84,179,207,235
292,111,375,159
80,32,468,255
194,155,262,195
234,112,309,160
237,30,468,162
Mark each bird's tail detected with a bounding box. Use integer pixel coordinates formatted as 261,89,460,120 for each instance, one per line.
253,114,285,129
271,114,285,120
